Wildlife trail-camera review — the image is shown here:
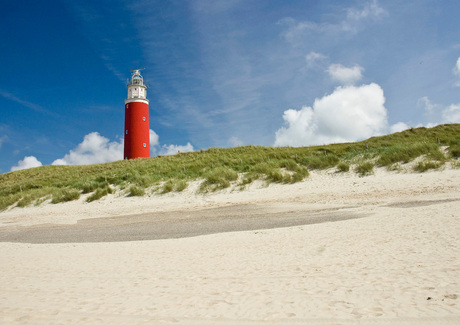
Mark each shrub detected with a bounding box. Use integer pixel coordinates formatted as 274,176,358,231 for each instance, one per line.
81,181,106,194
16,195,35,208
291,167,309,182
356,162,374,176
267,169,284,183
300,154,339,169
291,170,308,183
86,186,113,203
51,188,80,204
448,144,460,158
413,161,441,172
174,180,188,192
250,162,274,175
0,193,22,211
161,181,174,194
279,159,298,171
202,167,238,191
239,175,256,187
34,196,50,207
377,143,443,167
427,147,446,161
337,162,350,172
128,185,145,196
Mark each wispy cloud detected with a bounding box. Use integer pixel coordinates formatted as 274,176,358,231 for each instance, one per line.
342,0,388,32
305,51,327,68
0,89,53,115
0,135,8,149
279,0,387,44
125,0,281,146
419,96,460,125
100,55,126,82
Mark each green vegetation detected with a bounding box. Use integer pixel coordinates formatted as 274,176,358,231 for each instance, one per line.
337,162,350,172
413,161,441,172
86,185,113,203
1,124,459,210
200,166,239,192
128,185,145,197
449,144,460,158
356,162,375,176
376,143,445,166
50,188,80,204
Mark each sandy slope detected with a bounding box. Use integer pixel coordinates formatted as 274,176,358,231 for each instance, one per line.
0,168,459,324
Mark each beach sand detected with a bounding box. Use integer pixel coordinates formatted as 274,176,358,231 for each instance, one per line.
0,168,459,324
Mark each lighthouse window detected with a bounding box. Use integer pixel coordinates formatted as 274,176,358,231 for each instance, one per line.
143,143,147,148
126,130,128,134
142,116,146,121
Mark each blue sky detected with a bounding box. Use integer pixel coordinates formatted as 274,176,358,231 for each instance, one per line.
1,0,459,173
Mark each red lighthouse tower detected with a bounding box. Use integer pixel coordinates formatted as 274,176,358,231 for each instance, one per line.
124,69,150,159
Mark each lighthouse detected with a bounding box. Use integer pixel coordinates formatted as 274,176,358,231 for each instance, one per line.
124,69,150,159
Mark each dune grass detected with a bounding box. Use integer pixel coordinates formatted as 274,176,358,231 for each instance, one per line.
356,162,375,176
1,124,459,210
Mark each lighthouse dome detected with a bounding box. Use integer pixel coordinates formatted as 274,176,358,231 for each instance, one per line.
131,71,144,85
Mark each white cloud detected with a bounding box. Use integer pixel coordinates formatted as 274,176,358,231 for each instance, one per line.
454,57,460,86
52,132,123,165
149,129,159,147
11,156,43,172
148,129,194,156
419,96,460,124
442,104,460,123
228,136,243,147
274,83,388,146
418,96,439,114
454,57,460,76
51,129,195,165
390,122,410,133
159,143,194,156
327,64,364,85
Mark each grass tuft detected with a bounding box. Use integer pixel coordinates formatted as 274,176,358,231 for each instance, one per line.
356,162,374,176
337,162,350,172
128,185,145,197
200,167,238,192
449,144,460,158
86,186,113,203
51,188,80,204
413,161,441,172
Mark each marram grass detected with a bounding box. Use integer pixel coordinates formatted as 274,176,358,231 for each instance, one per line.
1,124,459,210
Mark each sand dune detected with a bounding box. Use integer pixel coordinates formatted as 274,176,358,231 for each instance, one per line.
0,168,459,324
